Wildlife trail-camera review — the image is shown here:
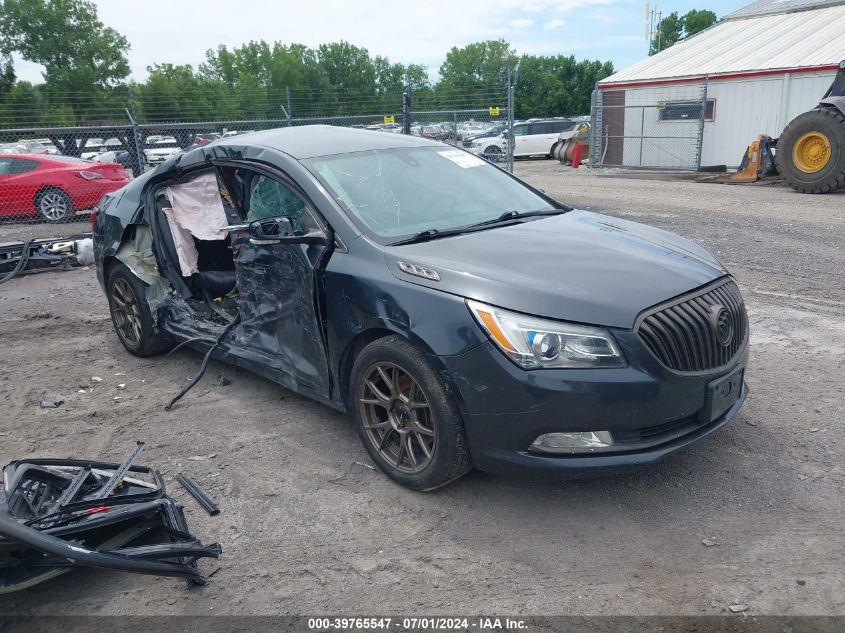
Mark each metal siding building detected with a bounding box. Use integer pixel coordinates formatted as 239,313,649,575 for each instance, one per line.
594,0,845,168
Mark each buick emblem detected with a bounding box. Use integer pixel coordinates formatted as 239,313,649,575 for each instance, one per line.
710,304,733,347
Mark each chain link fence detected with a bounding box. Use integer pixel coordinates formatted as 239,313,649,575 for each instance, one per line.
590,81,709,170
1,90,511,251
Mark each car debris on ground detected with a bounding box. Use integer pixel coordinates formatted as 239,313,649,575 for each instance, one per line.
0,441,221,593
0,235,94,285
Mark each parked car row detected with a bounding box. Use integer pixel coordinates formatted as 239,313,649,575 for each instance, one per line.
463,117,590,161
0,139,61,155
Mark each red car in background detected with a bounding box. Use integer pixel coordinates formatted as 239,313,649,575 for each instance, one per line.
0,154,131,223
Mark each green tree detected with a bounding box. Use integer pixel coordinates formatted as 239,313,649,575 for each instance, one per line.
650,12,684,55
683,9,717,36
0,0,130,121
0,55,14,102
316,41,376,114
136,64,238,122
514,55,613,118
438,39,518,104
650,9,718,55
200,41,331,117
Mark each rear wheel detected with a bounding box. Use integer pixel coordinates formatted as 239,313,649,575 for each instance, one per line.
35,188,75,223
776,108,845,193
106,263,172,356
349,335,472,491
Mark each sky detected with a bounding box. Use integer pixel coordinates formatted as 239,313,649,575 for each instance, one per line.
13,0,744,84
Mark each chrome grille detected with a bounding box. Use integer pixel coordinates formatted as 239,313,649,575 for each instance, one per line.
636,278,748,373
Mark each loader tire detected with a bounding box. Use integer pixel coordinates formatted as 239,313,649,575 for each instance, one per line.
775,108,845,194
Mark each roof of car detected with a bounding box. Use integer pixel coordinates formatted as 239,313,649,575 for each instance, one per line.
215,124,440,159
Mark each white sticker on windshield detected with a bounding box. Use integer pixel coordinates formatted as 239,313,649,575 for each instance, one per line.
437,149,485,168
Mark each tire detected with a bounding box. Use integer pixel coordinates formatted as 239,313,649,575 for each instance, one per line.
483,145,503,162
35,188,75,223
106,263,172,357
775,108,845,194
349,335,472,491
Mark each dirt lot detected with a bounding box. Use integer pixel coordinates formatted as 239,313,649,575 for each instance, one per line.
0,164,843,617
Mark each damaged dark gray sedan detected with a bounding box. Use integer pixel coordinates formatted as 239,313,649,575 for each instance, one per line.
93,126,748,490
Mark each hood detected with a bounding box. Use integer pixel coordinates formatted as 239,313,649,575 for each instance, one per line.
383,210,726,329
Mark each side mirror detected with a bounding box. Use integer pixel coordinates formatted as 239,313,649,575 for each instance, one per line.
249,216,295,240
247,217,327,246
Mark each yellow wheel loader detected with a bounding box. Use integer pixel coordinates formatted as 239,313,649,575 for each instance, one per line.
732,60,845,193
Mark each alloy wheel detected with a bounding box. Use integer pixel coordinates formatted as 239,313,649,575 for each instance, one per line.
358,362,436,474
110,278,142,347
39,191,70,221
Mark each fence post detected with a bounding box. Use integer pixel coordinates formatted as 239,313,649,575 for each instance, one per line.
589,84,599,167
695,77,709,171
125,84,145,178
286,87,292,126
506,71,515,173
402,82,412,135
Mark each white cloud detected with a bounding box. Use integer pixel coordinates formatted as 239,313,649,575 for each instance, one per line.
543,18,567,30
508,18,535,29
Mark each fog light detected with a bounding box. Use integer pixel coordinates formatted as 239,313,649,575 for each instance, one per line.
530,431,614,454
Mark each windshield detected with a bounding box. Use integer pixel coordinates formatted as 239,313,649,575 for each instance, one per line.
304,147,559,242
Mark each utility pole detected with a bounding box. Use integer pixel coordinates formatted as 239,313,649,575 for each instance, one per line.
646,4,662,54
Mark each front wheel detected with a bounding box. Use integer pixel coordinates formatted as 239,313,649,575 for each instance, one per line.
775,108,845,194
482,145,503,162
349,335,472,490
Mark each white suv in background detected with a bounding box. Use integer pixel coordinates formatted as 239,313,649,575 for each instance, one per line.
467,118,583,160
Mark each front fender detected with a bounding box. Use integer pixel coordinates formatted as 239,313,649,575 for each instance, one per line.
819,97,845,117
325,249,487,407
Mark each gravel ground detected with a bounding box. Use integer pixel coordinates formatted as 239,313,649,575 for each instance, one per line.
0,163,843,617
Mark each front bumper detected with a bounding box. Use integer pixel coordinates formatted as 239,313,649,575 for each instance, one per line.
439,332,748,477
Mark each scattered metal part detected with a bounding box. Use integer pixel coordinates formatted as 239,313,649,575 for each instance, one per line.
0,445,221,593
0,234,93,283
175,473,220,516
0,239,32,285
165,316,240,411
92,441,145,499
38,399,63,409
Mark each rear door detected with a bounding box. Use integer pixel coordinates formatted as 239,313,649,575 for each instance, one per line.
511,124,530,156
527,122,556,156
219,163,332,400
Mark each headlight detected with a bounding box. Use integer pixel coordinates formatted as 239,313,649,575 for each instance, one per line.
467,300,625,369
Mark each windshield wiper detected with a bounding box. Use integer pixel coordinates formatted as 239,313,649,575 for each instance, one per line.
391,227,468,246
468,208,565,228
390,208,567,246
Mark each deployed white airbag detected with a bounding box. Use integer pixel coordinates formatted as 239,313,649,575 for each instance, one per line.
162,172,229,276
